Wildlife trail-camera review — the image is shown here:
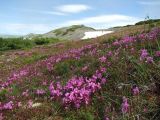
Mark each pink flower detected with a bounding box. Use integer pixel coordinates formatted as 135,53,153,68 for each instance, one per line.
82,66,88,72
132,86,140,96
49,82,62,98
155,51,160,57
107,51,112,57
0,102,2,111
143,107,148,112
3,101,14,110
28,100,33,108
121,97,129,114
17,102,22,107
99,56,107,63
131,48,135,53
146,57,153,63
22,89,29,97
42,81,47,86
140,49,148,61
36,89,46,95
104,117,110,120
0,113,3,120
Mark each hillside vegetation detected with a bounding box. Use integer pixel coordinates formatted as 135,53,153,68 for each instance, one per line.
0,23,160,120
0,37,61,51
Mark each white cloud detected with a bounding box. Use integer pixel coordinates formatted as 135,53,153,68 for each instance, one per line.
0,23,54,35
0,15,142,35
40,11,67,16
138,1,160,5
20,9,67,16
56,4,91,13
62,14,142,29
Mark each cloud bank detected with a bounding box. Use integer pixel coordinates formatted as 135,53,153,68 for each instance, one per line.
0,14,142,35
55,4,91,14
63,14,142,29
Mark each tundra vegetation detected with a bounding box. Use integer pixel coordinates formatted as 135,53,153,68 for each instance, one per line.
0,23,160,120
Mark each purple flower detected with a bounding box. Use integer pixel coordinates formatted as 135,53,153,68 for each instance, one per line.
49,82,62,98
99,56,107,63
0,113,3,120
155,51,160,57
17,102,22,107
36,89,46,95
28,100,33,108
3,101,14,110
132,86,140,96
146,57,153,63
121,97,129,114
82,66,88,72
22,89,29,97
104,117,110,120
140,49,148,61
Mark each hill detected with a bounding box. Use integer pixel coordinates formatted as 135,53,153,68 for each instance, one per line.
26,25,95,40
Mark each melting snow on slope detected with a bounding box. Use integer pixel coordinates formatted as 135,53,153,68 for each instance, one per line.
81,31,113,39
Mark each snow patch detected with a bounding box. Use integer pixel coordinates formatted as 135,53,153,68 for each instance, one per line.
81,31,113,39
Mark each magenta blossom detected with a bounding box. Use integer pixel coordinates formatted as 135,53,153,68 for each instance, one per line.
132,86,140,96
121,97,130,114
22,89,29,97
146,57,153,63
28,100,33,108
0,113,3,120
140,49,148,61
36,89,46,95
99,56,107,63
82,66,88,72
155,51,160,57
3,101,14,110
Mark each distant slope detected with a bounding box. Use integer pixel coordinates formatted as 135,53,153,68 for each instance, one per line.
25,25,95,40
43,25,95,40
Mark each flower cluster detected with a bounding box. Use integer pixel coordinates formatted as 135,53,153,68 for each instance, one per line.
121,97,130,114
112,28,160,47
0,101,14,111
140,49,153,63
36,89,46,95
49,68,107,108
0,44,97,90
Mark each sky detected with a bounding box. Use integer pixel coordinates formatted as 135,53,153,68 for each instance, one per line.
0,0,160,35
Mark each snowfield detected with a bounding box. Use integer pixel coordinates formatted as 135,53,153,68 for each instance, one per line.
81,31,113,39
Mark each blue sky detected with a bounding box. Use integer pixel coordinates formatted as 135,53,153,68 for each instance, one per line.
0,0,160,35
